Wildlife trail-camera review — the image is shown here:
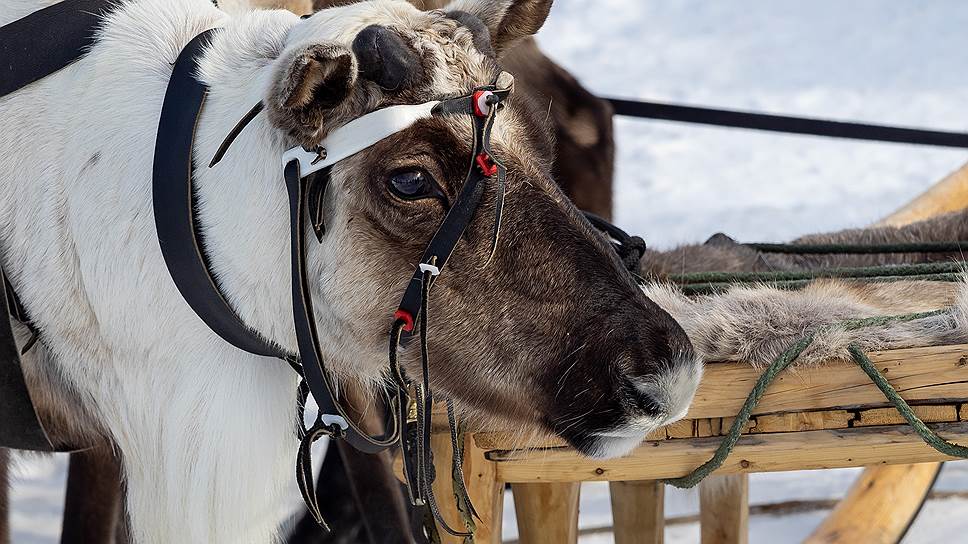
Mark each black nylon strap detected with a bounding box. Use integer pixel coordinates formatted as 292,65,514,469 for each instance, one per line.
607,97,968,149
395,94,501,325
0,0,116,99
0,0,118,452
153,30,287,359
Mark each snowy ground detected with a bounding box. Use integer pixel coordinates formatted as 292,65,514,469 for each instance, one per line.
9,1,968,543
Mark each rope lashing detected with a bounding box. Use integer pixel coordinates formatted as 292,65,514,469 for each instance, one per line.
663,309,965,489
670,261,968,286
680,273,966,296
744,241,968,255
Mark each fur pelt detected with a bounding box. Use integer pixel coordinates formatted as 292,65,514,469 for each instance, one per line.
643,278,968,367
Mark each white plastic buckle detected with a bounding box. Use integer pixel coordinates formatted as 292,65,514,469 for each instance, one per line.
419,263,441,276
320,414,349,431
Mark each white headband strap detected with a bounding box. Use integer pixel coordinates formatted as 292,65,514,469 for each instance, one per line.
282,100,440,177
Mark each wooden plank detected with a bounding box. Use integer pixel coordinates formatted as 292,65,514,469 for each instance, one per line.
474,427,666,450
609,480,664,544
804,463,942,544
687,344,968,419
665,419,696,439
463,437,505,544
419,433,504,543
473,346,968,450
695,418,722,438
489,422,968,483
877,161,968,227
699,475,748,544
854,405,958,427
750,410,852,434
511,483,580,544
476,405,947,451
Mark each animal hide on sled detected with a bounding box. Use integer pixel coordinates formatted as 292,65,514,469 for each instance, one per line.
642,278,968,367
636,207,968,367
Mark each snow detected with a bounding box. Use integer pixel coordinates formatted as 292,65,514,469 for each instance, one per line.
9,1,968,542
537,0,968,248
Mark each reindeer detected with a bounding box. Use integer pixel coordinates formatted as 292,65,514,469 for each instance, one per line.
0,0,700,542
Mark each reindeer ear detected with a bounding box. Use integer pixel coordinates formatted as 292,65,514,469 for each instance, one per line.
268,42,357,141
445,0,553,55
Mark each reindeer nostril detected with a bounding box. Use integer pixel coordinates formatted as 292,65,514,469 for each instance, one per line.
629,385,665,418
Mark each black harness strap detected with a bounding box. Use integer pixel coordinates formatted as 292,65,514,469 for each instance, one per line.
0,0,115,99
284,159,402,454
606,97,968,149
153,30,287,360
154,24,405,479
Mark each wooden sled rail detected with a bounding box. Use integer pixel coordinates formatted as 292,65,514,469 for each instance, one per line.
474,343,968,451
404,343,968,543
487,421,968,483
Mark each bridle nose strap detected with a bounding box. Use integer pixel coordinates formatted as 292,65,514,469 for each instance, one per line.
395,93,506,328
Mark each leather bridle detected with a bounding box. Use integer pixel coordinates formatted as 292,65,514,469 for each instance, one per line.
154,26,514,534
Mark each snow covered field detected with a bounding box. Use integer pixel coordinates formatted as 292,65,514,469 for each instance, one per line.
9,1,968,542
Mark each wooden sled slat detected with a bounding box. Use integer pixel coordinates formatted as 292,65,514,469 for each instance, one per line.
803,463,942,544
488,422,968,483
685,344,968,420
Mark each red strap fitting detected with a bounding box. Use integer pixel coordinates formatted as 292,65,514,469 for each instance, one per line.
472,90,494,118
475,152,498,177
394,309,415,332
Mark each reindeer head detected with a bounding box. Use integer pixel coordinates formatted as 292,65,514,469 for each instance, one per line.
253,0,701,458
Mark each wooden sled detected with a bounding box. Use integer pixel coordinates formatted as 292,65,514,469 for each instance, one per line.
401,161,968,544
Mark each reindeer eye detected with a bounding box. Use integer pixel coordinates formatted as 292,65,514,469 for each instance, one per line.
388,170,438,200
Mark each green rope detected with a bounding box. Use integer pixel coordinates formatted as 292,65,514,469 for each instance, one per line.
680,273,965,296
744,241,968,255
849,344,968,458
671,261,967,286
663,309,958,489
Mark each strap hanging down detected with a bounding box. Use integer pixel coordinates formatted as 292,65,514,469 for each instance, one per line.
0,268,54,451
284,159,402,454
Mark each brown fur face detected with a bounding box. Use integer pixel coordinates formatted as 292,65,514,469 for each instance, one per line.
264,0,701,457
